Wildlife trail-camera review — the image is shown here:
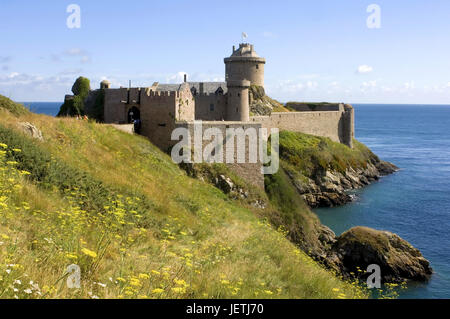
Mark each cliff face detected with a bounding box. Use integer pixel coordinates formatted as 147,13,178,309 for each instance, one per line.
290,159,398,208
279,131,398,208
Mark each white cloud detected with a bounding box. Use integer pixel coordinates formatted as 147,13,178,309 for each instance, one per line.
166,71,188,83
49,48,91,64
306,81,318,89
403,81,415,90
357,65,373,74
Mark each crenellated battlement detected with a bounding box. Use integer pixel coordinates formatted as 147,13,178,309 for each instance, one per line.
145,89,179,98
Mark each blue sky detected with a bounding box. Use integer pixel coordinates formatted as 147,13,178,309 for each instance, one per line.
1,0,450,103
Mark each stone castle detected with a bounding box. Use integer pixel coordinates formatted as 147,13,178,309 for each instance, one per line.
66,43,354,188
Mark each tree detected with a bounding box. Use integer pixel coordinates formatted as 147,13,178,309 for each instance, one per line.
57,76,91,117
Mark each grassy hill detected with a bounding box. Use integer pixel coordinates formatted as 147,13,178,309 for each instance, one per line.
0,97,366,299
278,130,379,178
0,95,30,116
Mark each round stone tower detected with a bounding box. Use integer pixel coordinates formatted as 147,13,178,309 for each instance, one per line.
226,80,250,121
100,80,111,89
224,43,266,87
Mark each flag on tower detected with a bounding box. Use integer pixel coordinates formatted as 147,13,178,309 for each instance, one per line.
242,32,248,41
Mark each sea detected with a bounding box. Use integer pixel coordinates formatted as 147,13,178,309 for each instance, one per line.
316,104,450,299
23,102,450,299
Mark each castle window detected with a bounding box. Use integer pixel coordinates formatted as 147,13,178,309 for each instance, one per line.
256,64,259,69
210,104,214,112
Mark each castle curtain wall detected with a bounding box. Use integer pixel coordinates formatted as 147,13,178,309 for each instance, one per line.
251,104,354,148
175,121,265,188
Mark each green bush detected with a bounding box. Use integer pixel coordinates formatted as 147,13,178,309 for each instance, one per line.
72,76,91,96
57,76,91,117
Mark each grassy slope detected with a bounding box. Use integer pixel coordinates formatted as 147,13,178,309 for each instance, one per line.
0,95,30,116
278,131,378,180
0,101,366,299
264,169,327,255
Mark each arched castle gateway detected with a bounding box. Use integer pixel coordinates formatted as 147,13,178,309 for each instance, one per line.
70,43,354,188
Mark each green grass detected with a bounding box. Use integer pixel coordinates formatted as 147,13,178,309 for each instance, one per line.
285,102,339,112
279,131,378,178
0,95,29,116
264,169,327,255
0,101,367,299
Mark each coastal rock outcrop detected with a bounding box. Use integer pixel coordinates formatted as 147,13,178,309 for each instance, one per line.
292,160,399,208
249,85,288,115
326,227,433,283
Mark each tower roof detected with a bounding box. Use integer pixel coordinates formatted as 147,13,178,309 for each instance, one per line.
225,43,266,63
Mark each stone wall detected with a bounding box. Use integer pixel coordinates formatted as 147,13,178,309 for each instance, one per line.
175,121,265,188
104,88,129,123
251,104,354,148
194,94,227,121
103,86,195,152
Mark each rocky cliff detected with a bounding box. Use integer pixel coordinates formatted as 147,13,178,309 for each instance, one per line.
279,131,399,208
249,85,290,115
324,227,433,283
291,159,398,208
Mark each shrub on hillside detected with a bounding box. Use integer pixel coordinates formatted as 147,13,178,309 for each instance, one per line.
57,76,91,117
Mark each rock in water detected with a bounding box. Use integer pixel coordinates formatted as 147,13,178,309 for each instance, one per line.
18,122,43,141
329,226,432,283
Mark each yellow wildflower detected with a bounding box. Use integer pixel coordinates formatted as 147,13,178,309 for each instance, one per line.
138,273,150,280
174,279,188,287
65,253,78,260
81,248,97,258
171,287,185,294
152,288,164,294
130,278,141,287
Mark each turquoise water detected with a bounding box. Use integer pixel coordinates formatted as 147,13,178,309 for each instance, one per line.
315,104,450,299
